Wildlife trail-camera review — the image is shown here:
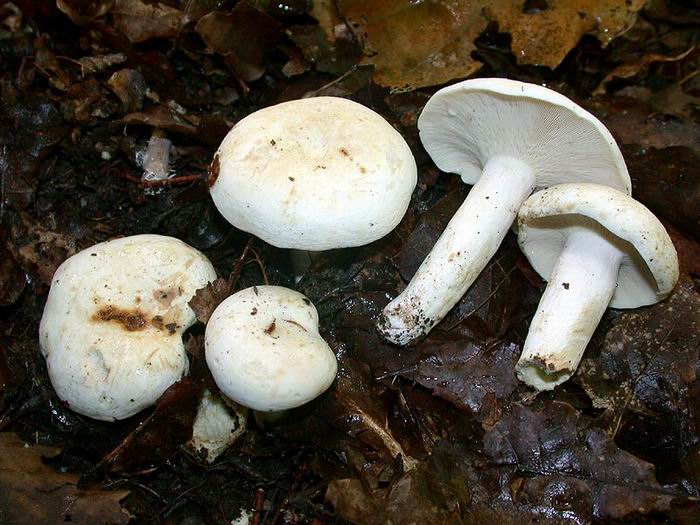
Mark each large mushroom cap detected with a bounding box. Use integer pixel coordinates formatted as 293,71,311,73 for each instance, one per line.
205,286,338,412
418,78,631,193
39,235,217,421
518,183,678,309
210,96,417,250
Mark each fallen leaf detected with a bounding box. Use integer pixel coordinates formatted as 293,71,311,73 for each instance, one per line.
576,279,700,478
488,0,645,68
111,0,184,43
594,46,696,94
483,401,679,520
337,0,644,91
585,95,700,151
189,277,231,324
0,433,130,524
195,4,282,83
0,243,26,306
627,145,700,239
56,0,113,25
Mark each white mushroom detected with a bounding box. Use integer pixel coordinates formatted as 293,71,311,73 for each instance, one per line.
188,389,248,462
205,286,337,417
209,97,417,252
39,235,217,421
516,183,679,391
378,78,631,346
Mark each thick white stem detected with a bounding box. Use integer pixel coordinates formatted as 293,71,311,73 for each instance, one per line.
378,156,535,345
516,228,623,391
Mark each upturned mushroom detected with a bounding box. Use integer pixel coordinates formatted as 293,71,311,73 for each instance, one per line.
39,235,217,421
377,78,631,346
205,285,337,418
516,183,678,390
209,97,417,255
188,389,248,462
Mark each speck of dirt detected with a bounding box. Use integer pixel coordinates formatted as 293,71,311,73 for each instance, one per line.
264,320,276,335
563,282,570,290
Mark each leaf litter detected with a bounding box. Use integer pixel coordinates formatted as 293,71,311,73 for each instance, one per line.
0,0,699,523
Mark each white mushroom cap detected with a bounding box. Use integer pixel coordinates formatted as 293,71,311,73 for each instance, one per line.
188,389,248,463
518,183,679,308
418,78,631,192
205,285,337,412
210,97,417,250
39,235,217,421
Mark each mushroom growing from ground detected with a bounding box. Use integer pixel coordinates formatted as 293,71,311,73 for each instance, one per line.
39,235,217,421
208,97,417,268
205,285,337,421
377,78,631,346
516,183,678,390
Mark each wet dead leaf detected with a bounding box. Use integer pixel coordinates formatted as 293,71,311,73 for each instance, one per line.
594,46,696,94
195,4,282,83
0,243,26,306
111,0,184,43
337,0,643,91
0,433,130,524
484,402,680,520
576,279,700,475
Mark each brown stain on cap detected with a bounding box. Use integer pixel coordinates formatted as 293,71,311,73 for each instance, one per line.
94,305,147,331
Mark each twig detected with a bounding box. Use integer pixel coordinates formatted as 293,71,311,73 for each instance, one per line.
250,488,265,525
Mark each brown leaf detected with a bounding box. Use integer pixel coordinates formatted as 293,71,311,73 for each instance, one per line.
111,0,184,43
188,277,231,324
483,402,679,520
195,5,282,83
488,0,645,68
627,145,700,239
576,279,700,477
57,0,113,25
594,46,696,95
0,433,130,524
0,243,26,306
338,0,643,91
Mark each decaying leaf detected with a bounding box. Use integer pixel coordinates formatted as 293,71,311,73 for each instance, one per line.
488,0,645,68
576,279,700,473
111,0,184,43
338,0,644,91
195,4,282,82
0,243,26,306
0,433,130,524
188,277,231,324
483,402,680,520
594,46,696,94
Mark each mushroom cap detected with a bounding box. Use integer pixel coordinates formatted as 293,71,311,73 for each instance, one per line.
418,78,631,193
518,183,678,309
205,285,338,412
39,234,217,421
210,96,417,250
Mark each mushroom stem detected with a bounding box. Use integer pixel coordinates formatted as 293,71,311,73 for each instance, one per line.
516,228,623,391
378,155,535,345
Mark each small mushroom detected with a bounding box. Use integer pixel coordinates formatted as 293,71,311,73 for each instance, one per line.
516,183,679,390
39,235,217,421
188,389,248,463
209,97,417,257
205,286,337,419
378,78,631,345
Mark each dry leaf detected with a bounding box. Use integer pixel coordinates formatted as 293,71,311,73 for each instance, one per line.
338,0,644,91
489,0,645,68
0,433,130,524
